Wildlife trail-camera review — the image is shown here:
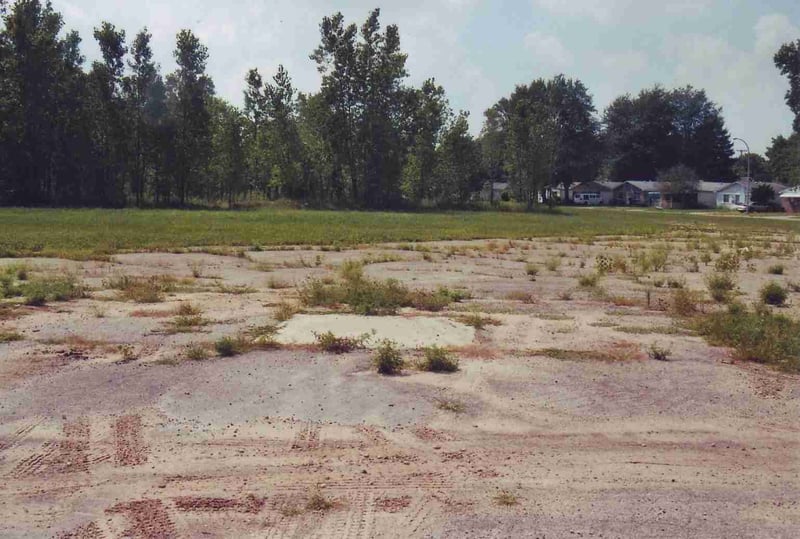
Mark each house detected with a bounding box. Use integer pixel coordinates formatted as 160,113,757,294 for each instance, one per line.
780,187,800,214
694,181,733,208
715,180,788,209
479,181,510,202
619,181,663,207
572,181,620,205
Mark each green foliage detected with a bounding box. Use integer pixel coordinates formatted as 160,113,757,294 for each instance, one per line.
17,276,84,306
671,288,701,317
578,273,600,288
0,331,23,343
647,343,672,361
694,304,800,371
373,340,404,375
314,331,369,354
767,264,785,275
706,273,736,303
419,346,459,373
760,282,788,306
300,263,464,316
185,344,210,361
714,251,740,272
215,335,249,357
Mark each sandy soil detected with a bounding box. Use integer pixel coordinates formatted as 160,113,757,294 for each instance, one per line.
1,236,799,538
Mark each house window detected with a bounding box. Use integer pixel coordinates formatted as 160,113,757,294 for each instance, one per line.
735,195,741,204
723,194,730,203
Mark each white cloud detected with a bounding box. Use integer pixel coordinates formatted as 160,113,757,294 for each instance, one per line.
532,0,714,24
663,13,799,153
523,31,574,68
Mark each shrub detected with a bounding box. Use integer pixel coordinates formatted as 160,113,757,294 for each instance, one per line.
715,252,740,272
544,257,561,272
694,304,800,371
215,336,249,357
0,331,23,343
185,344,210,361
106,275,177,303
760,282,788,306
373,340,404,375
671,288,701,317
436,398,465,413
168,315,208,333
648,343,671,361
274,301,300,322
314,331,369,354
176,303,201,316
578,273,600,288
525,263,539,278
494,491,519,506
18,276,85,306
706,273,736,303
767,264,785,275
458,311,501,330
419,346,459,373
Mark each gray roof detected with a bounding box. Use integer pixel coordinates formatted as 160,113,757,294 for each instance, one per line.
625,181,662,192
597,181,624,190
696,181,733,193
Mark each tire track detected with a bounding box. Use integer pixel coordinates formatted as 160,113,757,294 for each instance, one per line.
0,419,41,453
113,415,147,467
173,494,265,514
106,499,176,539
56,521,105,539
291,422,321,451
356,425,388,447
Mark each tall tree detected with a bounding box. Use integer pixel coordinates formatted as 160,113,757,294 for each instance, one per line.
124,28,157,206
767,133,800,186
433,111,482,206
402,78,448,204
775,39,800,132
89,21,127,206
167,29,213,205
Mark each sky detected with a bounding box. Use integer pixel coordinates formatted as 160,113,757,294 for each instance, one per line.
56,0,800,153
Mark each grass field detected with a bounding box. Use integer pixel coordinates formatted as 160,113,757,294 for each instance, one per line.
1,207,798,259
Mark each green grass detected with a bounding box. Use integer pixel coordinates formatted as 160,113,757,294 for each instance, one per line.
2,207,800,259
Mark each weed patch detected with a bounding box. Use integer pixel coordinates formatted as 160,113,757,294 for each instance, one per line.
373,340,404,375
418,346,460,372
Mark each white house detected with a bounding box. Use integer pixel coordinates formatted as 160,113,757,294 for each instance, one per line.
714,180,787,209
696,181,733,208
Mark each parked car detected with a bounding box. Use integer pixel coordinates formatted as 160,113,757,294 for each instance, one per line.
735,202,783,213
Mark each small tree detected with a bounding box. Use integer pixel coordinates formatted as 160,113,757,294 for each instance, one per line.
658,164,699,208
751,184,775,205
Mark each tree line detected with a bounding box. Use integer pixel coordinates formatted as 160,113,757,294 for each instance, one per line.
1,0,799,209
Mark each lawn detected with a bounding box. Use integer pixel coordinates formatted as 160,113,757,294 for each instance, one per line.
0,206,798,259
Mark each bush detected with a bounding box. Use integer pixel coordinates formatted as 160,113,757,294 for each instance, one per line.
300,272,463,316
544,258,561,272
458,311,501,330
671,288,701,317
419,346,459,373
106,275,178,303
578,273,600,288
767,264,785,275
373,340,404,375
706,273,736,303
760,281,788,306
525,263,539,278
215,336,248,357
694,304,800,371
18,276,85,306
314,331,369,354
185,344,210,361
648,343,671,361
715,252,740,272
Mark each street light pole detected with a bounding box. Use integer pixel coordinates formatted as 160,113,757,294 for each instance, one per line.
733,137,751,214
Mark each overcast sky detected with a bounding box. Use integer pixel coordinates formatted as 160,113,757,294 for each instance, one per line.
57,0,800,153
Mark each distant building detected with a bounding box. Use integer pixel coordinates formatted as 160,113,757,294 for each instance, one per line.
780,186,800,213
619,181,663,207
572,181,619,205
479,181,510,202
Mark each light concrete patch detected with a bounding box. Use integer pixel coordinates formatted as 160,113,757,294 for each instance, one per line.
276,314,475,349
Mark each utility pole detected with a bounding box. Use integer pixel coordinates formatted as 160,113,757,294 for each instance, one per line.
733,138,751,214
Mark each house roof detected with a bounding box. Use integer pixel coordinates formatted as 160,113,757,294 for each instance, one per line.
780,186,800,198
625,181,662,192
574,181,615,192
597,181,623,190
696,181,733,193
